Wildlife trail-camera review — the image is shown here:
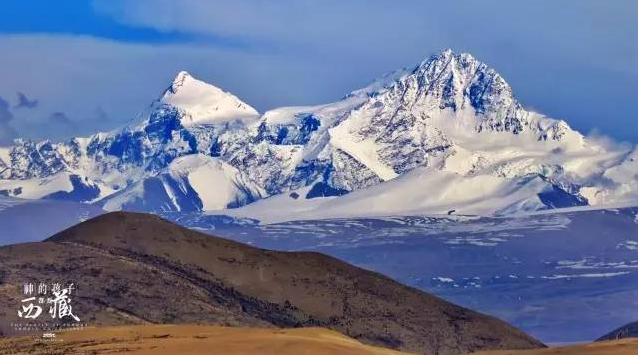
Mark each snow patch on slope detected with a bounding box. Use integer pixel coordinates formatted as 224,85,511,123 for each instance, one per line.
0,173,74,199
225,167,559,223
168,154,264,210
329,121,399,181
102,154,264,212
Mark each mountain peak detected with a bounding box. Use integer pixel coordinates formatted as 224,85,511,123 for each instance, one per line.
175,70,190,79
417,48,478,70
169,70,193,93
438,47,454,57
159,71,259,125
349,49,473,98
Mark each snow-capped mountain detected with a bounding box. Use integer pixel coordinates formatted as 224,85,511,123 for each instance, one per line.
0,49,636,220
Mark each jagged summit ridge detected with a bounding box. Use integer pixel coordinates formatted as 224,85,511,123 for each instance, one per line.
0,49,635,219
370,49,571,139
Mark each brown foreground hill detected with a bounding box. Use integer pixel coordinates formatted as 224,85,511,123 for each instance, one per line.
0,212,543,354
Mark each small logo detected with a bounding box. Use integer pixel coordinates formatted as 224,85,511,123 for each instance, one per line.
17,282,80,322
12,281,88,337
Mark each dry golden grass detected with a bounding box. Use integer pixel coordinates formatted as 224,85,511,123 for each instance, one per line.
1,325,637,355
0,325,417,355
468,337,638,355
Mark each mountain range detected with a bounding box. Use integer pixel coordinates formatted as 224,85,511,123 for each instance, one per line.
0,49,636,220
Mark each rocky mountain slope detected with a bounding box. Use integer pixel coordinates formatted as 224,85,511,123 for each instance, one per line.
597,321,638,341
0,49,635,219
0,212,544,355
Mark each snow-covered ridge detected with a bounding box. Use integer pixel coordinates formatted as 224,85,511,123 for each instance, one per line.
0,49,636,220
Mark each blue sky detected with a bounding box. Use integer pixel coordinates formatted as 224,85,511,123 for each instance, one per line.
0,0,636,144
